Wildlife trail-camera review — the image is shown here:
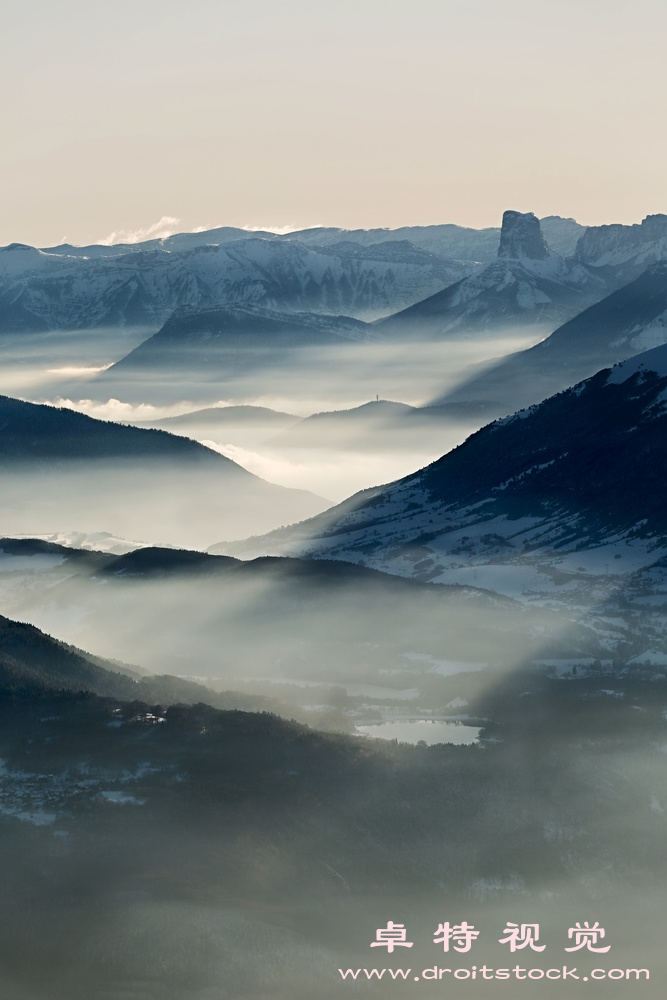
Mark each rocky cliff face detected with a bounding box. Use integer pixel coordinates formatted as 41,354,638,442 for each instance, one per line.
575,214,667,274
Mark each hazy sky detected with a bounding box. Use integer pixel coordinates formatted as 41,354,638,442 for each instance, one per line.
2,0,666,247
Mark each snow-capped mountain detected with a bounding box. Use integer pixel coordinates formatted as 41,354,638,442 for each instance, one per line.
435,260,667,417
0,237,471,332
575,213,667,277
375,211,610,338
217,345,667,604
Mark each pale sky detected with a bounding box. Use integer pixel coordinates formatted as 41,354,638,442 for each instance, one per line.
2,0,666,247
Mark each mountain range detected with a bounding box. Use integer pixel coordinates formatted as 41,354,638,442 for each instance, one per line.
0,233,475,333
0,215,587,335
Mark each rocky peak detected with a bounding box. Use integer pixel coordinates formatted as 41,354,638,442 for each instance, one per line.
497,211,549,260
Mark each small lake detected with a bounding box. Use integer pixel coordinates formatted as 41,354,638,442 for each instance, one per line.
356,719,481,746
